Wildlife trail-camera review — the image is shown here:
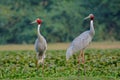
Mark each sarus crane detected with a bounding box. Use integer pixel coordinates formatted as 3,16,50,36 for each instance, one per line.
66,14,95,76
31,18,47,69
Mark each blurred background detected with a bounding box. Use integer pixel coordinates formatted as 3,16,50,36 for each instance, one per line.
0,0,120,44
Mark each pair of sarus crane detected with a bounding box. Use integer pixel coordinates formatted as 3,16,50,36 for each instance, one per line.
31,14,95,73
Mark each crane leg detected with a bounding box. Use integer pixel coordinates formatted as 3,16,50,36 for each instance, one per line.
36,53,39,69
42,58,44,70
42,59,44,77
78,50,83,76
81,50,86,79
81,51,85,64
78,50,82,64
36,56,43,69
36,59,39,69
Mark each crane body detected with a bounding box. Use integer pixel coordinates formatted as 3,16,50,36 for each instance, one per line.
66,14,95,77
66,14,95,64
66,19,95,61
35,24,47,64
31,18,47,68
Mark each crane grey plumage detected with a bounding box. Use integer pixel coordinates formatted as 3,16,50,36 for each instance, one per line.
66,14,95,63
31,18,47,68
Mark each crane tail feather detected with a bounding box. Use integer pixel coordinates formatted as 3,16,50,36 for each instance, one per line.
66,47,73,61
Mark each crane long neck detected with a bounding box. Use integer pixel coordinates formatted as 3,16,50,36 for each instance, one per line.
37,24,43,41
90,20,95,36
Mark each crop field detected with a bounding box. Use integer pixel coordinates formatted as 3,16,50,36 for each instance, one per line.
0,42,120,80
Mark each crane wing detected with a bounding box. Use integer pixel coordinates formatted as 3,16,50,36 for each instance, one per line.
71,31,92,53
35,37,47,53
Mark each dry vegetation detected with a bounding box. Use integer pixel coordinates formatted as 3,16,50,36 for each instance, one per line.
0,42,120,51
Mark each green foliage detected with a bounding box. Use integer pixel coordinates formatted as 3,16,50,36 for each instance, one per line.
0,0,120,44
0,49,120,79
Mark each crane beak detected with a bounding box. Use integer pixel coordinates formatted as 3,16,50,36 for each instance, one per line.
84,16,90,20
30,20,36,24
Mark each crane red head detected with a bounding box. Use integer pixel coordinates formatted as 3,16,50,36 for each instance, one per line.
31,18,42,24
84,14,94,20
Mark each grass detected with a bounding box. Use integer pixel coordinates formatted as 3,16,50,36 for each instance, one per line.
0,42,120,80
24,76,117,80
0,49,120,80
